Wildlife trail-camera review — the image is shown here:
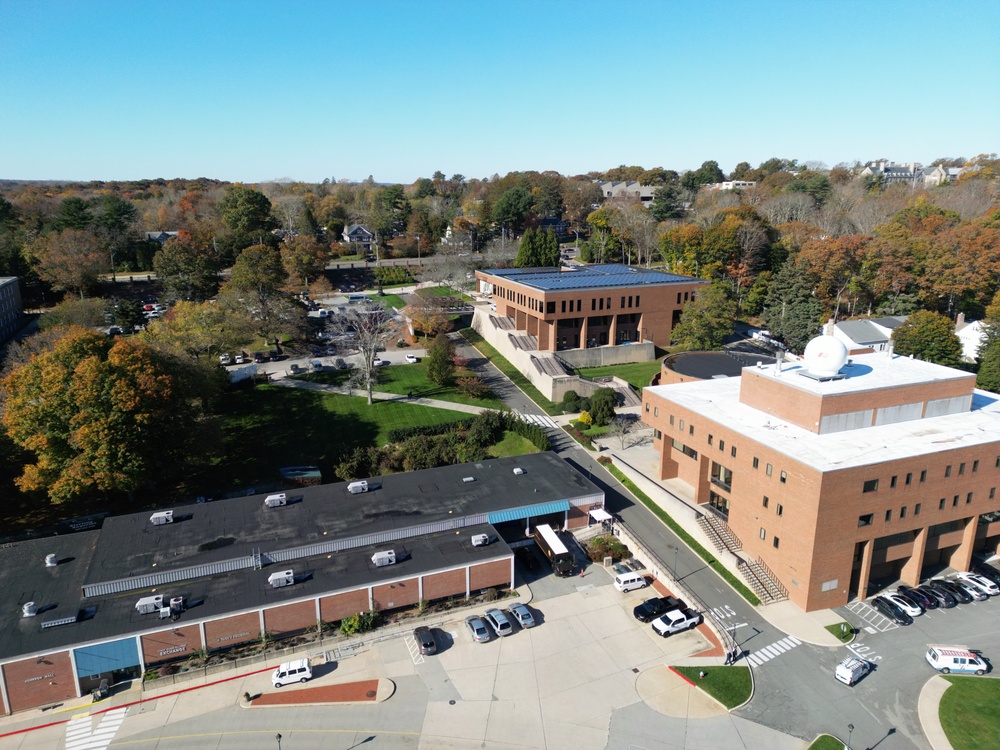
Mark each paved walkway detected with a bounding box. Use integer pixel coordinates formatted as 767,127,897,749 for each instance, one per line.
275,377,488,415
918,676,956,750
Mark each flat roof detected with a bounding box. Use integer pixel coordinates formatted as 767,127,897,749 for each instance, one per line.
664,351,776,380
88,452,597,584
646,353,1000,472
481,264,704,292
0,525,510,661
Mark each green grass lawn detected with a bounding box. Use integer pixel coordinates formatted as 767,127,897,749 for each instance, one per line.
672,666,751,709
379,293,407,309
940,675,1000,750
575,359,664,392
202,384,471,492
825,622,855,643
807,735,847,750
417,285,474,303
488,431,540,458
459,327,561,416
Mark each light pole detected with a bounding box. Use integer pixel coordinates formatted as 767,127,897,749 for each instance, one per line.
667,544,679,578
415,233,421,266
847,723,854,750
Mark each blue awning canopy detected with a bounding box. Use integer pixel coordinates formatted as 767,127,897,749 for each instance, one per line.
488,500,569,525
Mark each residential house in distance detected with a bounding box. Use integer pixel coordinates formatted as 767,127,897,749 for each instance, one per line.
596,181,657,205
0,276,23,343
829,316,907,354
859,160,922,187
955,313,987,362
144,231,182,244
343,224,375,251
922,164,965,187
705,181,757,192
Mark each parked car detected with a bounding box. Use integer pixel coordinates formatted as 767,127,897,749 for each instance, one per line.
413,626,437,655
234,353,246,364
973,563,1000,586
956,571,1000,596
870,595,913,625
926,645,988,675
372,357,388,367
506,603,536,629
918,583,957,608
928,579,973,604
950,577,988,601
632,596,682,623
253,352,268,363
883,592,923,617
465,615,490,643
404,354,419,364
651,608,702,637
219,353,232,366
897,585,937,609
483,608,513,637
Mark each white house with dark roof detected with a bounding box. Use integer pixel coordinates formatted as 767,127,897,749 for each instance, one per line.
343,224,374,250
596,181,657,204
955,313,987,362
829,316,908,353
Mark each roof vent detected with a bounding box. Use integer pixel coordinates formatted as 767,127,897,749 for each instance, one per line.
44,553,58,567
150,510,174,526
40,612,79,629
372,550,396,567
513,467,525,475
136,595,164,614
268,570,294,588
22,602,37,618
462,476,476,483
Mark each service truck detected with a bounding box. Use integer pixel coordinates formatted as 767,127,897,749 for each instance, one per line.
532,523,575,576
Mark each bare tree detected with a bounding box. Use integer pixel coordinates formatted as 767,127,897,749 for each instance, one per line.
934,179,998,220
759,193,817,226
333,301,397,404
272,196,304,234
607,414,638,450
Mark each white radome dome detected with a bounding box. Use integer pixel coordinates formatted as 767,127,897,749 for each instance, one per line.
803,335,848,377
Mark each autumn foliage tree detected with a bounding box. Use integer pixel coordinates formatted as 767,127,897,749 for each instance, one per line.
1,327,213,503
891,310,963,367
28,229,109,298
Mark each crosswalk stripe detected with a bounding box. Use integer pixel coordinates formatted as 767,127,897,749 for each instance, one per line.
770,642,788,654
787,636,801,645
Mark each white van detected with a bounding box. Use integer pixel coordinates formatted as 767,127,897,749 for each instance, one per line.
272,658,312,687
925,645,987,675
834,656,871,686
348,480,368,494
613,571,648,593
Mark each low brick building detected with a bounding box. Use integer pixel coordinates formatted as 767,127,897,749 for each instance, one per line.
642,336,1000,612
0,453,604,714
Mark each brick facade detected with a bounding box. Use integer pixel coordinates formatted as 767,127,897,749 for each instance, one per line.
263,600,318,637
422,568,467,601
141,624,204,665
2,651,75,714
204,612,261,651
372,578,420,613
319,589,370,623
469,559,512,592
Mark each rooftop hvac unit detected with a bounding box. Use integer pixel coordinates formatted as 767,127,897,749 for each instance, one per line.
471,534,490,547
159,607,172,619
371,550,396,567
462,476,476,483
264,493,287,508
44,553,58,567
169,596,185,612
22,602,37,618
150,510,174,526
513,467,525,475
268,570,294,588
135,595,164,614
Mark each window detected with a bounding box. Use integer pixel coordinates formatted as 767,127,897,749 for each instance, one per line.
901,506,907,519
671,439,698,460
821,579,839,592
645,402,650,412
689,424,694,435
920,470,927,483
708,435,713,446
719,440,725,452
885,509,892,522
992,488,997,500
780,471,787,484
967,492,973,504
763,496,769,508
915,503,921,515
959,462,966,475
858,514,873,527
547,301,555,314
945,465,952,478
890,475,897,489
677,293,682,304
598,298,603,310
670,415,675,426
753,457,759,469
863,479,879,493
760,527,766,540
974,460,979,472
711,462,733,491
679,420,685,431
628,296,633,308
636,295,640,306
766,463,773,477
621,296,625,308
607,297,611,309
561,300,566,313
592,299,596,311
731,446,737,458
654,407,659,417
939,498,946,510
776,504,783,517
577,299,581,311
905,473,912,486
953,495,959,507
653,429,662,439
773,536,780,549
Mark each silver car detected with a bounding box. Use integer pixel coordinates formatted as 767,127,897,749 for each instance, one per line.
506,603,536,629
484,608,513,637
465,615,490,643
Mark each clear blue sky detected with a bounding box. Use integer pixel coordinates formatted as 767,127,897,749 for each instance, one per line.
1,0,997,183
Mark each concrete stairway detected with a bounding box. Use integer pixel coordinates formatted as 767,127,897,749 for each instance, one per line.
738,558,788,604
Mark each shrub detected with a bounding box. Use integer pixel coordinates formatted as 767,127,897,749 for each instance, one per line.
387,420,466,442
373,267,413,285
585,535,631,562
590,387,617,426
456,376,491,399
597,455,613,466
578,411,593,426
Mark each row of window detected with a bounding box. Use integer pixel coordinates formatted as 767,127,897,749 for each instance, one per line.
857,489,997,527
758,527,780,548
862,460,987,493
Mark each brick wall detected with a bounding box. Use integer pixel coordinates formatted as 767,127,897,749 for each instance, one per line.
469,558,512,591
263,600,318,637
422,568,467,601
319,589,370,623
141,624,204,665
204,612,260,651
2,651,75,714
372,578,419,613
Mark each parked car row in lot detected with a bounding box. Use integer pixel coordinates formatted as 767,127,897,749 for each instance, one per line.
871,569,1000,625
464,603,537,645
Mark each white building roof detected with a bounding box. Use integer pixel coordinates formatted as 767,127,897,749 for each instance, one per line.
646,352,998,472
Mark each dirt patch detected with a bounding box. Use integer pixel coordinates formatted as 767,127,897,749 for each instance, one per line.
252,679,380,706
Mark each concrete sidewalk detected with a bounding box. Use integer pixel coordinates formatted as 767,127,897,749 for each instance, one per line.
275,377,488,415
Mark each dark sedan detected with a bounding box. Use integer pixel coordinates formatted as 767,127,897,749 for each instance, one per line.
897,585,937,609
632,596,682,623
871,595,913,625
918,583,957,608
927,579,973,604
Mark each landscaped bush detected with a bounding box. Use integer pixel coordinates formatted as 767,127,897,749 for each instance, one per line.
564,424,595,450
338,610,382,636
373,267,413,285
456,376,491,399
585,534,631,562
387,420,467,443
597,455,613,466
577,411,593,426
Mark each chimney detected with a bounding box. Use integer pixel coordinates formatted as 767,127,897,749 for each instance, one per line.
956,312,966,328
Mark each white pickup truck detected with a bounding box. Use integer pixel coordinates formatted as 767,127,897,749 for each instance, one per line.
651,607,702,637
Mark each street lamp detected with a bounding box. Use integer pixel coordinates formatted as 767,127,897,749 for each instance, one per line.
275,733,282,749
667,544,679,577
847,723,854,750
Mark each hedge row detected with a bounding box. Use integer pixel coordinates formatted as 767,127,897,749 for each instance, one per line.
387,420,467,443
602,462,761,606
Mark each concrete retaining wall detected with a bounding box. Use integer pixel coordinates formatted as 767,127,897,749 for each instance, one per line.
557,342,655,369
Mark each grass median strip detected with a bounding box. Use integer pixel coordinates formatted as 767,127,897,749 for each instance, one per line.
806,736,847,750
459,327,561,416
940,675,1000,750
672,666,751,709
603,462,761,606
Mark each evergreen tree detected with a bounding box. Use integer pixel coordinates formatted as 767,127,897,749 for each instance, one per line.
540,229,560,266
589,388,617,426
514,228,537,267
670,283,737,350
649,183,683,221
760,263,823,353
891,310,963,367
977,340,1000,393
426,333,456,385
